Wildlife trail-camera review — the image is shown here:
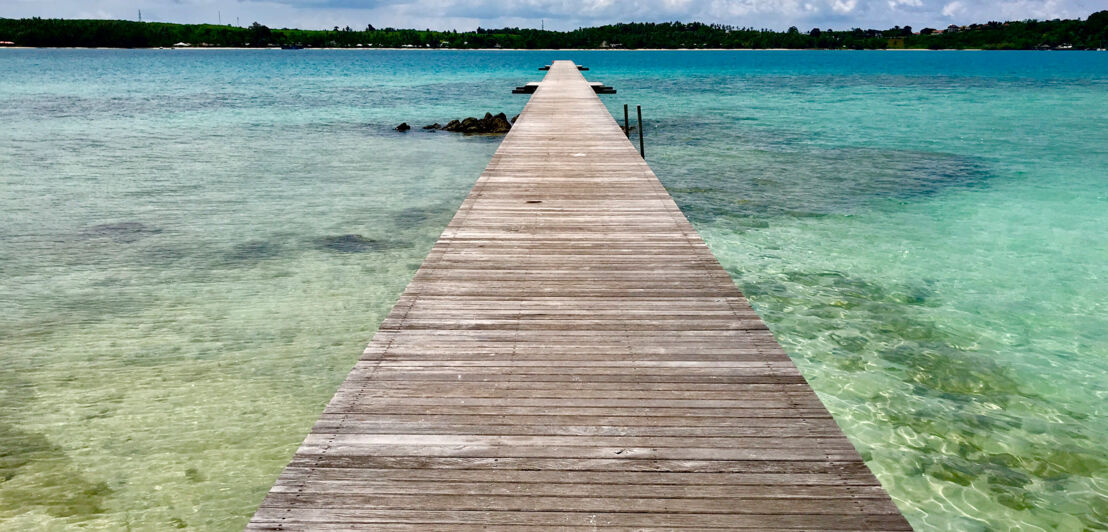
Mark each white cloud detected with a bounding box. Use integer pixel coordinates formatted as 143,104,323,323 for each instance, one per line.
76,9,117,19
888,0,922,9
994,0,1083,21
941,1,964,17
831,0,858,14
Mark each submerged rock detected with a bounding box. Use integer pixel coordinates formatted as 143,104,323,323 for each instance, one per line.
441,112,513,134
406,112,515,135
82,222,160,243
394,122,411,132
485,112,512,133
225,240,284,263
457,117,480,132
318,234,405,253
394,206,438,226
511,114,520,124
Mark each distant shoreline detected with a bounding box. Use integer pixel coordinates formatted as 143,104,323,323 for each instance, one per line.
1,46,1023,51
5,14,1105,51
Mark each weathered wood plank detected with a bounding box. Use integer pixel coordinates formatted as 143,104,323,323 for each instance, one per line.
274,465,888,485
247,61,910,530
250,508,913,530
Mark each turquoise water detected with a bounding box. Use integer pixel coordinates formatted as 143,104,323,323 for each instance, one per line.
1,50,1106,530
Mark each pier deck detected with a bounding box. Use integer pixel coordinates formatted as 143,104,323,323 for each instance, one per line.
248,61,911,530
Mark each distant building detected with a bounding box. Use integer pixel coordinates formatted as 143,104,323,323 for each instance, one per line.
0,41,15,46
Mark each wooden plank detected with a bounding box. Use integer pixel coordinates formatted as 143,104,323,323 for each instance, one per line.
247,61,910,530
249,508,913,530
274,466,889,485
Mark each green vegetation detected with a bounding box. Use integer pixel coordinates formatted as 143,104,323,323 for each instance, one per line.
1,12,1106,50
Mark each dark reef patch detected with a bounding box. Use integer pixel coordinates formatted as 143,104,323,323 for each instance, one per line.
736,267,1108,528
0,374,113,519
649,117,992,225
224,239,286,264
317,234,407,254
81,222,161,243
0,423,114,518
393,205,452,229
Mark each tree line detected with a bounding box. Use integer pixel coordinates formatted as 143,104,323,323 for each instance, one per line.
1,12,1106,50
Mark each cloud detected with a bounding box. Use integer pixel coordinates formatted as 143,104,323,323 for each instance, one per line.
941,1,964,17
262,0,412,8
0,0,1099,31
831,0,858,14
888,0,922,9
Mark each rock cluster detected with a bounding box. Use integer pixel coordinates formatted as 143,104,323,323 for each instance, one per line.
441,112,512,134
397,113,521,135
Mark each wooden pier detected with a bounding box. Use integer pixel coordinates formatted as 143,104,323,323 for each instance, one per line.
248,61,911,530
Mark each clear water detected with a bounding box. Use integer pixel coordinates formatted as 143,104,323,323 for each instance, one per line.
1,49,1105,530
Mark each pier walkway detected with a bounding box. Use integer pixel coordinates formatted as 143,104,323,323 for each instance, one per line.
248,61,911,530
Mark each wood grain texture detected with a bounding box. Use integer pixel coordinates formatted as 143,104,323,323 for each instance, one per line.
248,61,911,531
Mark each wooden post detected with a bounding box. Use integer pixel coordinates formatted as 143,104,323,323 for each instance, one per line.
623,104,629,137
637,105,644,158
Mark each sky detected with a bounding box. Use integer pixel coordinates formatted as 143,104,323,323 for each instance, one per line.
1,0,1104,31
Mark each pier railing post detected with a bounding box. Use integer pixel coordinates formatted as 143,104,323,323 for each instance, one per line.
637,105,644,158
624,104,630,137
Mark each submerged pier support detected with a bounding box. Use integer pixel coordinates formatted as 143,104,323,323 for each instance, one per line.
248,61,910,530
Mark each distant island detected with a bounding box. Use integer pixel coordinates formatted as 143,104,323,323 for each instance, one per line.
1,12,1106,50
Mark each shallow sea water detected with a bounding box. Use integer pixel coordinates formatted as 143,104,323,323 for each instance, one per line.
1,49,1106,530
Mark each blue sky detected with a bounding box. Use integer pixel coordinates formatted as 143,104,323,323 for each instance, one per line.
1,0,1104,31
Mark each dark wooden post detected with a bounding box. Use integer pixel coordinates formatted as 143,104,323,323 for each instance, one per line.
623,104,630,137
637,105,644,158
